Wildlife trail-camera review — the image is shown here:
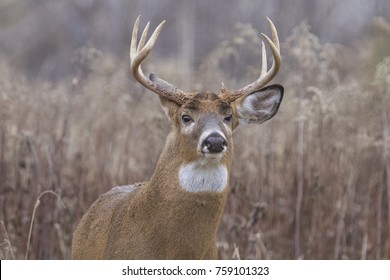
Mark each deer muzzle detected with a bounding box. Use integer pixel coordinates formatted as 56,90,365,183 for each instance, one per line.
201,132,227,154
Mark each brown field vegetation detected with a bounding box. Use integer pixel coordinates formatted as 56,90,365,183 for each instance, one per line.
1,16,390,259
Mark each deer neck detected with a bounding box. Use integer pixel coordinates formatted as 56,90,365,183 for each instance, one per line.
149,131,232,197
146,130,231,233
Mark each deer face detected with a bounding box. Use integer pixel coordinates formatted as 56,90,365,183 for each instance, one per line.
162,92,233,165
161,85,283,166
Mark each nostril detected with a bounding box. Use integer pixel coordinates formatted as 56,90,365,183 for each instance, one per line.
202,133,227,154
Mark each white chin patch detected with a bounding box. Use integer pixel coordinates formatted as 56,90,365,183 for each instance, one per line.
178,162,228,193
203,152,224,160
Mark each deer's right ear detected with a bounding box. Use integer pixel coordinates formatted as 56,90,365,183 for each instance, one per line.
234,85,283,127
160,97,181,121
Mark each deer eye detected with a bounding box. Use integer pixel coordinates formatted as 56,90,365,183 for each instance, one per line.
181,115,193,124
224,114,232,123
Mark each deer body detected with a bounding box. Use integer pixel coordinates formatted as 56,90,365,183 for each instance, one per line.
72,17,283,259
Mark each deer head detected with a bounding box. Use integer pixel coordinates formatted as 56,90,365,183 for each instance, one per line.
130,16,283,187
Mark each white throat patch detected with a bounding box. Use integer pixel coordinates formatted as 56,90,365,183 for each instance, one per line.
178,162,228,193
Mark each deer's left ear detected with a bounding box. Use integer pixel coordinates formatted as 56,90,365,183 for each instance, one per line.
233,85,283,127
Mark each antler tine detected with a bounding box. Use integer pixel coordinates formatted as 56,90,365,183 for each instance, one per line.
137,21,150,51
261,41,267,76
266,17,279,50
221,17,281,103
130,16,190,105
129,16,140,62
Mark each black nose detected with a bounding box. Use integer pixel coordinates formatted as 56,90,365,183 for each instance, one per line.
202,133,227,153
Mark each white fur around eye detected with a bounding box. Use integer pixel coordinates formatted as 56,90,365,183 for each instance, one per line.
178,163,228,192
182,122,195,134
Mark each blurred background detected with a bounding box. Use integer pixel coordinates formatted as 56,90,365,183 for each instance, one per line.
0,0,389,259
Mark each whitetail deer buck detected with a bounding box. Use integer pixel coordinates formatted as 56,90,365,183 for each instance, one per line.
72,16,283,259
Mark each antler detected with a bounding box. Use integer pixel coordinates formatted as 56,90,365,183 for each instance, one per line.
220,18,281,103
131,16,281,105
130,16,193,105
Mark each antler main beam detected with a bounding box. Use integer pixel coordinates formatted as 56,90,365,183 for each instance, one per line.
220,18,281,103
130,16,192,105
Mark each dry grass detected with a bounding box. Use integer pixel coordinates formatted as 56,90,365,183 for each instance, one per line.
0,19,389,259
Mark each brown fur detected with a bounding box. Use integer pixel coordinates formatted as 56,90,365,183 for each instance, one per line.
72,88,283,259
72,93,233,259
